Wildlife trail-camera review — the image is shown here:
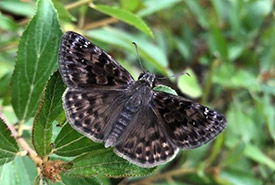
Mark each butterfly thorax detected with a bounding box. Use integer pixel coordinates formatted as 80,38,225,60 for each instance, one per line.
137,72,156,88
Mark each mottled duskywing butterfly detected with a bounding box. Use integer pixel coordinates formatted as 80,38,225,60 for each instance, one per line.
58,31,227,168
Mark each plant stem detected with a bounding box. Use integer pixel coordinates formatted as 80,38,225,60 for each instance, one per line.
205,132,224,168
83,17,118,30
0,110,43,166
17,120,25,137
66,0,92,10
0,41,18,52
201,59,219,104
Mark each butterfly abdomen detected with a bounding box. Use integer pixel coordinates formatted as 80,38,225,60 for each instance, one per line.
104,105,139,148
104,86,152,148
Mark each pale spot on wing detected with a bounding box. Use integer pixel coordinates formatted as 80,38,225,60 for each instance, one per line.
94,46,101,53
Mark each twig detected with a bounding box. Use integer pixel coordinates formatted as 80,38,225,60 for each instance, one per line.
17,120,25,137
127,168,196,185
0,41,18,52
83,17,118,30
66,0,92,10
18,18,30,26
0,110,43,166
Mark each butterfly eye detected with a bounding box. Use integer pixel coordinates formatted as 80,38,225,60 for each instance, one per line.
138,72,145,80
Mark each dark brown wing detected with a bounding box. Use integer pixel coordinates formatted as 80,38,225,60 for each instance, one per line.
151,92,227,149
114,106,178,168
59,31,134,90
63,88,127,142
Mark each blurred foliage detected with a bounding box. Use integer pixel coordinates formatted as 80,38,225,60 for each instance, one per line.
0,0,274,185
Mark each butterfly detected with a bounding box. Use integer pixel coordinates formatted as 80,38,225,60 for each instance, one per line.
58,31,227,168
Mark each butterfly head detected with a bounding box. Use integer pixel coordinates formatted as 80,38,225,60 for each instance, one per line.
138,72,156,88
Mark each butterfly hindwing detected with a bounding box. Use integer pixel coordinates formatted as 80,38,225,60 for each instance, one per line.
63,88,127,142
152,92,227,149
59,31,134,90
114,106,178,168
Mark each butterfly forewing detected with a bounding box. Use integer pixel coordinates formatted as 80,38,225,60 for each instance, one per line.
58,31,134,90
152,92,227,149
59,31,134,142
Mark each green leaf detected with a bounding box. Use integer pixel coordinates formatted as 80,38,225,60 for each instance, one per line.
0,156,37,185
226,102,257,143
208,22,229,63
137,0,181,17
0,13,18,31
0,0,35,17
221,142,245,168
0,119,19,166
53,0,76,22
184,1,209,29
32,72,66,157
228,0,243,37
206,133,224,166
178,68,202,98
37,175,108,185
244,144,275,170
213,64,261,91
53,123,104,157
154,85,178,95
0,56,14,78
120,0,140,12
210,0,228,22
175,38,191,61
11,0,63,122
221,168,262,185
91,4,153,37
186,144,211,167
64,149,155,177
228,42,246,61
61,175,104,185
0,72,12,97
253,94,275,142
260,26,275,71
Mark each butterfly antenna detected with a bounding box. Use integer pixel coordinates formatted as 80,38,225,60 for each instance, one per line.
157,71,191,80
132,42,145,72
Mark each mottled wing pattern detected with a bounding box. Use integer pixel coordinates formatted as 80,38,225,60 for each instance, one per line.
59,31,227,168
63,88,126,142
59,31,134,90
152,92,227,149
114,106,178,168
